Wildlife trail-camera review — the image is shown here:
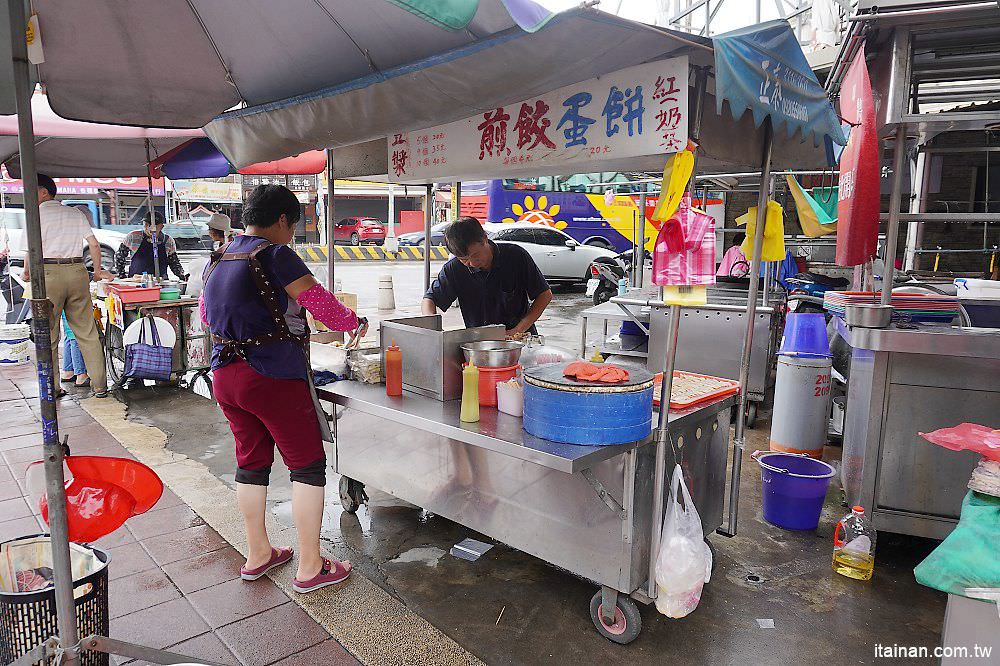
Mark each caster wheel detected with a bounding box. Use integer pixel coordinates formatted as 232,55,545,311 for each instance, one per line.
745,402,758,429
704,537,718,577
339,477,367,514
590,591,641,644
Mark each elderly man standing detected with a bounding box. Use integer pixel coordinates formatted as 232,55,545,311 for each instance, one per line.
24,174,115,397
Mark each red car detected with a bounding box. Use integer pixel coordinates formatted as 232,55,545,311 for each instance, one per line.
333,217,387,245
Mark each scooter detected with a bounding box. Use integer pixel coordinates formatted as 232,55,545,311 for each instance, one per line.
586,250,647,305
785,271,849,315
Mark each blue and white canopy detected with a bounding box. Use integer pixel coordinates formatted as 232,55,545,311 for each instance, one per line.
713,20,846,148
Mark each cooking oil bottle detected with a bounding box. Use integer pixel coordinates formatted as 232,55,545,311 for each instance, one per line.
833,506,876,580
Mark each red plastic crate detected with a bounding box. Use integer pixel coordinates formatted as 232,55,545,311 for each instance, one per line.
110,284,161,304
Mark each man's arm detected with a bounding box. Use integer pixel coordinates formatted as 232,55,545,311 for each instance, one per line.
87,235,115,281
421,298,438,315
509,289,552,337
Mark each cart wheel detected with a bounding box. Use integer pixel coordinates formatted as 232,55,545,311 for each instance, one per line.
745,402,758,429
104,325,127,388
339,477,367,514
704,537,718,578
589,591,641,644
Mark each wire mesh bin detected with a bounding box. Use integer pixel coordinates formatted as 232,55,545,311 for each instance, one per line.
0,535,110,666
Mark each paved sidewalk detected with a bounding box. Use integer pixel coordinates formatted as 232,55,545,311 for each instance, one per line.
0,362,358,666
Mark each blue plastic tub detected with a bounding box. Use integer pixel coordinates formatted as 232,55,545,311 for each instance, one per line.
756,452,836,530
522,381,653,446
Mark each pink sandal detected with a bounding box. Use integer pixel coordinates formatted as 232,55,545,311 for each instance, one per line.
240,547,293,581
292,558,352,593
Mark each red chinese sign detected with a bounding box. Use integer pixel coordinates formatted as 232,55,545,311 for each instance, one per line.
836,43,880,267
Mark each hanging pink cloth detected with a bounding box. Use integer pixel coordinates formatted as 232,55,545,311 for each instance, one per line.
652,196,717,286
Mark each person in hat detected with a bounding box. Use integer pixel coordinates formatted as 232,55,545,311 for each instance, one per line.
114,211,187,280
206,212,233,249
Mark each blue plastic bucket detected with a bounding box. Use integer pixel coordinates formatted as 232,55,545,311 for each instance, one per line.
756,452,835,530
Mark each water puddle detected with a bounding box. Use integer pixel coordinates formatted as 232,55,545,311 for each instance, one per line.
388,546,446,568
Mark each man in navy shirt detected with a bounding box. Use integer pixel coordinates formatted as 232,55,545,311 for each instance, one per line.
422,217,552,336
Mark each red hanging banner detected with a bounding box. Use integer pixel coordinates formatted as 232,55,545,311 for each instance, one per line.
836,43,880,267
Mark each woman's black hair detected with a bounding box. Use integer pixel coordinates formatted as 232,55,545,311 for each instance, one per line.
444,216,487,256
242,184,301,229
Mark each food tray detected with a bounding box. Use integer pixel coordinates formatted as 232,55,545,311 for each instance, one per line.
653,370,740,410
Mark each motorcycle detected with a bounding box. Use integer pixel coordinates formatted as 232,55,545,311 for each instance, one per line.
785,271,849,315
586,250,647,305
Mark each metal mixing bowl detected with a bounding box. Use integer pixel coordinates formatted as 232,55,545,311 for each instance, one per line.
845,304,893,328
461,340,523,367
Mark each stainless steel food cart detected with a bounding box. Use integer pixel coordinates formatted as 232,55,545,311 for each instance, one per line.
838,320,1000,539
319,382,735,644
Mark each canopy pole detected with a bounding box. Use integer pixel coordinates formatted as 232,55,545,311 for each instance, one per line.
881,125,907,304
646,64,709,599
325,149,335,291
721,117,774,539
633,192,646,287
144,138,159,280
423,184,433,292
7,2,78,663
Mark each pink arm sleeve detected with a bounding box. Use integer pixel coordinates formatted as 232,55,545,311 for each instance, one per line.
199,293,208,326
297,283,359,332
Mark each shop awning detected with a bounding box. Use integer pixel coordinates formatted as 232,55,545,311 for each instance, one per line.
712,20,846,148
0,94,202,177
203,7,714,168
149,137,327,179
17,0,556,131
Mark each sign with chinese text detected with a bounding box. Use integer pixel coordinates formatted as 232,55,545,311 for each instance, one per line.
242,174,317,192
170,179,243,203
388,57,688,182
0,175,165,195
836,42,879,267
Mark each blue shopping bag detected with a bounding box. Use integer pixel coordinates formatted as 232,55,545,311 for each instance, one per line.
124,316,173,381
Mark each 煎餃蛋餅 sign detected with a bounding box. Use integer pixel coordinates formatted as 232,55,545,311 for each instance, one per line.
388,57,688,183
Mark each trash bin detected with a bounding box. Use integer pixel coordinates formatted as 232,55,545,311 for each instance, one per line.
0,534,111,666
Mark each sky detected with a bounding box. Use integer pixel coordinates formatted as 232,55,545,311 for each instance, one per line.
534,0,785,35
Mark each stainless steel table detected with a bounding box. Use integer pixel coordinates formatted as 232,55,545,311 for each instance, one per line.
839,320,1000,539
318,381,736,643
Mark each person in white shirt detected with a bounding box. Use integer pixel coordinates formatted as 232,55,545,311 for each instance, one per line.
23,174,115,397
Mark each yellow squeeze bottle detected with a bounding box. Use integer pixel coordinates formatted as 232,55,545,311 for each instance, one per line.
460,363,480,423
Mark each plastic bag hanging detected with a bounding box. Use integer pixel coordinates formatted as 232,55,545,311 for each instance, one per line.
651,149,695,223
652,195,717,287
654,464,712,618
737,201,786,262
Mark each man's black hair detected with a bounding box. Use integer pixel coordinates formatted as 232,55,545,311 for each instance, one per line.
37,174,57,198
444,216,487,257
144,211,166,226
242,184,301,229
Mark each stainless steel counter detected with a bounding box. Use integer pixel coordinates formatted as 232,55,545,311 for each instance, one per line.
320,379,735,608
318,381,729,474
839,320,1000,539
836,320,1000,359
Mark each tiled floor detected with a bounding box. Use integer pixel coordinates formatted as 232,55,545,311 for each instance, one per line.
0,363,359,666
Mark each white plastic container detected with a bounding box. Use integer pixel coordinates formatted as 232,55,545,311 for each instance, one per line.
496,379,523,417
954,278,1000,299
0,324,31,365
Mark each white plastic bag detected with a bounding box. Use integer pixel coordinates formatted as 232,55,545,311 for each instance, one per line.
183,256,210,298
654,464,712,618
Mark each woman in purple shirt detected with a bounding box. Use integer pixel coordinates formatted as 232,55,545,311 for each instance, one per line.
203,185,366,593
